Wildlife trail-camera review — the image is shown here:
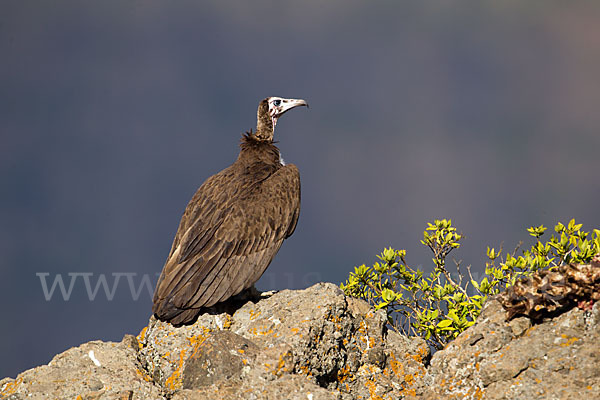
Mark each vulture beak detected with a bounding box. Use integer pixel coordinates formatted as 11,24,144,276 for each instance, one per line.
278,98,309,115
269,97,309,119
268,97,309,129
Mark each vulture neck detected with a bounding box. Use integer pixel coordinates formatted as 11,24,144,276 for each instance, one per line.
254,100,274,141
238,134,281,167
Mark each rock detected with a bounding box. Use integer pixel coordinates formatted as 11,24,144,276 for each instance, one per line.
135,282,429,399
172,375,336,400
0,337,163,400
182,330,259,389
2,280,599,399
419,298,600,399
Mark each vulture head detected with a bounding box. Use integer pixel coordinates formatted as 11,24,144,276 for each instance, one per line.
254,97,308,141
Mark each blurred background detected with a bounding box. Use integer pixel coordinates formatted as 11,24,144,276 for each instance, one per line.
1,1,599,379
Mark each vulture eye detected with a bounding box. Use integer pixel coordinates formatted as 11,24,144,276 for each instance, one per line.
273,99,281,106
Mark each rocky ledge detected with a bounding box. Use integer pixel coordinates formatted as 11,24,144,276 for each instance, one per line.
2,279,599,399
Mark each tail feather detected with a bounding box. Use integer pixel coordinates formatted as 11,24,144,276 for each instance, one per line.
152,299,200,326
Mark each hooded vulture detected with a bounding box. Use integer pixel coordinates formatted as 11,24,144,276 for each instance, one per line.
153,97,308,325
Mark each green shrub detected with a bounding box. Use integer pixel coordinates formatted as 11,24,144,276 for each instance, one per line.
341,219,600,350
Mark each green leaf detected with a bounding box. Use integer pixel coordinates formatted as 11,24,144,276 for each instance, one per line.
437,319,453,328
381,288,396,303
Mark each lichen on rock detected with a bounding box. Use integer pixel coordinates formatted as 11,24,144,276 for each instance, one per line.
2,276,600,399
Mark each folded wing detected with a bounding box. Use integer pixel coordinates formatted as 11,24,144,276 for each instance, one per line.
152,164,300,325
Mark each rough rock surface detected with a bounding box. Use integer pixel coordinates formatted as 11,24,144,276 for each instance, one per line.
0,336,162,400
417,297,600,400
134,282,428,399
2,281,599,399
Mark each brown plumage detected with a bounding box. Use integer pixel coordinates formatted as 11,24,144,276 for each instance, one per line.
153,97,308,325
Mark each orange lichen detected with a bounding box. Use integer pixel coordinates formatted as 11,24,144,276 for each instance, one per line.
222,314,233,329
559,334,579,347
136,368,153,382
466,386,484,400
364,378,384,400
260,327,274,335
249,309,261,320
188,327,213,358
337,365,351,385
164,349,187,390
414,350,428,374
137,326,148,350
188,327,212,346
249,325,274,336
1,377,23,396
386,352,404,378
271,353,290,376
327,314,342,323
298,363,313,377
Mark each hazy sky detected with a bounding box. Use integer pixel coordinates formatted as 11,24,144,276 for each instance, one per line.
2,1,599,379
